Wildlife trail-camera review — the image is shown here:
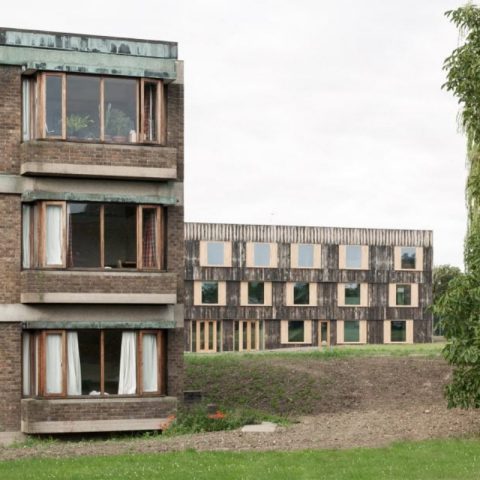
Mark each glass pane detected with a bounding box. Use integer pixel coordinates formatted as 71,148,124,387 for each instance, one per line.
253,243,270,267
22,333,31,396
234,322,239,351
66,75,100,140
46,76,63,137
321,323,328,343
104,330,122,394
46,334,63,394
396,285,411,306
401,247,416,269
208,322,214,350
78,330,100,395
104,204,137,268
251,322,257,350
191,322,197,352
391,321,406,342
22,205,31,269
22,79,31,140
68,203,101,268
143,82,157,142
288,321,305,342
46,205,63,265
142,209,158,268
248,281,264,304
105,78,137,142
344,321,360,342
294,282,310,305
202,282,219,304
199,322,205,350
217,322,222,352
298,244,314,268
142,334,158,392
345,245,362,269
207,242,224,265
345,283,361,305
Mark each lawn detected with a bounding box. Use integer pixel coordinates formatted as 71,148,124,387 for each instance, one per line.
1,438,479,480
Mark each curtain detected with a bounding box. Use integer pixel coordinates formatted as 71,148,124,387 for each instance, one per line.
67,332,82,395
46,334,62,394
22,333,30,396
142,334,158,392
46,205,63,265
142,210,157,268
118,332,137,394
22,205,31,269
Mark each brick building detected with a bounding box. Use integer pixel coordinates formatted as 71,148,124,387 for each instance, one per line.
184,223,433,352
0,28,184,439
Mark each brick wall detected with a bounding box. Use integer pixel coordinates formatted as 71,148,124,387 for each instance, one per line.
0,323,22,432
166,83,184,182
167,328,184,398
167,206,184,303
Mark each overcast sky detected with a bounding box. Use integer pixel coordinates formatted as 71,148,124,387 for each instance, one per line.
2,0,469,267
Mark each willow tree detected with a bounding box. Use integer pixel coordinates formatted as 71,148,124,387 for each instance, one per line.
435,4,480,408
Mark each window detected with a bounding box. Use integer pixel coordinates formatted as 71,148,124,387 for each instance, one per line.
199,241,231,267
191,321,221,353
280,320,312,344
389,283,418,307
384,320,413,344
344,283,361,305
338,283,368,307
298,244,314,267
234,320,262,351
396,285,411,306
207,242,224,265
201,282,219,304
22,329,166,397
23,73,166,144
248,281,264,305
194,281,226,305
294,282,309,305
337,320,367,344
339,245,368,270
394,246,423,271
246,242,277,268
22,202,164,270
291,243,321,269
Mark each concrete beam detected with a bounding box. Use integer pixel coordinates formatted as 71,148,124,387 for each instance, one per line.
21,293,177,304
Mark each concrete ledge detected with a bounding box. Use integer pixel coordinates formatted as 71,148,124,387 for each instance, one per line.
21,418,169,434
21,162,177,180
21,293,177,304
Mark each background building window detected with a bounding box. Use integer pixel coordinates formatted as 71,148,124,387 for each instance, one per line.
344,320,360,342
396,285,412,306
345,283,361,305
345,245,362,269
207,242,225,266
248,281,264,304
298,244,314,268
401,247,416,269
253,243,270,267
288,321,305,342
191,321,219,353
201,282,219,304
294,282,310,305
391,321,406,342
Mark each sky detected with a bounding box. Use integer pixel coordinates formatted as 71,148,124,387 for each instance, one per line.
2,0,469,267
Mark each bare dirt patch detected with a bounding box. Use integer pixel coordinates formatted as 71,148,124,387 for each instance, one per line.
2,355,480,460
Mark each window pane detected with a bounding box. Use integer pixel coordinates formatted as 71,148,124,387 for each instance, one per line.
78,330,100,395
345,283,361,305
253,243,270,267
46,76,63,137
142,209,158,268
143,82,158,142
67,75,100,140
191,322,197,352
46,334,63,394
22,333,31,396
288,321,305,342
251,322,257,349
22,205,31,269
298,244,314,268
294,282,310,305
46,205,63,265
242,322,248,350
22,78,31,140
234,322,239,351
104,204,137,268
208,322,214,350
142,334,158,392
320,323,328,344
391,321,406,342
401,247,416,269
202,282,218,304
346,245,362,269
68,203,101,268
207,242,224,265
248,281,264,304
344,321,360,342
396,285,411,306
104,330,122,395
105,78,137,142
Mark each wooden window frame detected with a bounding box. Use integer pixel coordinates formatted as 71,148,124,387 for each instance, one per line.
39,330,67,398
236,320,260,352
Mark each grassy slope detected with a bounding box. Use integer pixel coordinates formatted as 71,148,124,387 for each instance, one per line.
1,439,479,480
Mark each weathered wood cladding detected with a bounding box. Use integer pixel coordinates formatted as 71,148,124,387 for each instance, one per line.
184,223,433,350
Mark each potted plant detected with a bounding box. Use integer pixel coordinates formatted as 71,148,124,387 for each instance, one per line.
67,114,93,139
105,108,133,143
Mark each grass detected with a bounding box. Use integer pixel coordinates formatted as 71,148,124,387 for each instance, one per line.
1,438,479,479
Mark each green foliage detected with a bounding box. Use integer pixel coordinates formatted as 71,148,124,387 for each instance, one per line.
2,439,480,479
66,114,93,136
105,108,133,136
435,4,480,408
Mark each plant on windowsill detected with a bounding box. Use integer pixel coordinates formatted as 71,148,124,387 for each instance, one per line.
67,114,94,140
105,107,134,143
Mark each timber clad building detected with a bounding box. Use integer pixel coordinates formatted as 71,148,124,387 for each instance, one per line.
0,28,184,440
184,223,433,352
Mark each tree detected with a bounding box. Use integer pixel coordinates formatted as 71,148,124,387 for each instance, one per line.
433,4,480,408
432,265,462,335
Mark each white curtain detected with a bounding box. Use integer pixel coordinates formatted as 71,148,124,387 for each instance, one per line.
67,332,82,395
118,332,137,394
22,205,31,269
22,333,30,396
142,334,158,392
46,334,62,394
46,205,62,265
